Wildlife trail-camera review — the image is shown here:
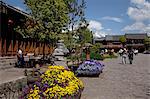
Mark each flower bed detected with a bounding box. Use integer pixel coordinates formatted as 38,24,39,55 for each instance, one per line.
76,60,105,77
20,66,84,99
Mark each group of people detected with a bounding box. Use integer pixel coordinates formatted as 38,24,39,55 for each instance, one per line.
119,47,137,64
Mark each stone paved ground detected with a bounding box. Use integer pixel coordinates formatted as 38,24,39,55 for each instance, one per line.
81,54,150,99
0,54,149,99
0,61,66,84
0,68,25,84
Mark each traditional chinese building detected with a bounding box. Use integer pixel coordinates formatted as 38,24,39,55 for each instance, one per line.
125,33,148,52
93,33,148,52
93,35,123,51
0,1,53,56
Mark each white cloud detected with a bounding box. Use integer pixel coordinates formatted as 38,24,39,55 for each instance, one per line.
88,20,108,38
122,22,150,32
102,16,123,23
88,20,103,31
127,0,150,21
93,31,108,38
106,29,112,31
122,22,145,31
131,0,145,5
122,0,150,33
143,24,150,32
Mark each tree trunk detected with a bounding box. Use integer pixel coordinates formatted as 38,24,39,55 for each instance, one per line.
86,47,90,60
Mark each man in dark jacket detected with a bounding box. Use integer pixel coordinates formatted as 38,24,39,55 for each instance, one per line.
128,47,134,64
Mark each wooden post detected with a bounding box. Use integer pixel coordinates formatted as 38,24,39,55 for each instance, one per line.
0,38,2,56
30,41,33,53
27,41,30,53
42,42,45,57
25,41,28,54
11,40,13,56
33,41,36,53
28,41,31,53
39,43,41,55
22,41,26,55
15,40,18,56
8,39,12,56
4,39,6,56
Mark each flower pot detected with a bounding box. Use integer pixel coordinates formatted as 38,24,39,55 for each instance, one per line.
62,88,83,99
76,60,104,77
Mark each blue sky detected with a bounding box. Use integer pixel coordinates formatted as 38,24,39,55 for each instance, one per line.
3,0,150,37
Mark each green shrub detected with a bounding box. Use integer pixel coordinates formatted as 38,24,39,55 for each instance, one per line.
81,52,104,60
103,54,118,59
66,55,79,61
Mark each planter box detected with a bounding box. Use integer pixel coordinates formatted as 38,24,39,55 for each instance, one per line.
68,65,79,72
24,69,41,85
76,60,104,77
76,71,101,77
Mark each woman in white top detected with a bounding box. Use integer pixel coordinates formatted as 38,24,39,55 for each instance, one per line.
122,48,127,64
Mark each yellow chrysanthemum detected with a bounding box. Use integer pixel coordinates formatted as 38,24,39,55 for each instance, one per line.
27,65,84,98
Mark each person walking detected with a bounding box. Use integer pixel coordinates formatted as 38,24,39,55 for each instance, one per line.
122,48,127,64
119,48,123,56
128,48,134,64
134,49,138,55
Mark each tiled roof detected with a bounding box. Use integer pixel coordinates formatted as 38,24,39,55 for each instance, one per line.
94,37,105,41
125,33,148,39
0,1,30,17
94,34,148,42
105,35,123,41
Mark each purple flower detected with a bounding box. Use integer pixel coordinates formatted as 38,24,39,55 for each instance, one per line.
37,77,42,82
34,81,41,89
77,60,105,75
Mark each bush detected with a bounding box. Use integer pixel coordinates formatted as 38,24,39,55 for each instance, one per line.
21,66,84,99
82,52,104,60
103,54,118,59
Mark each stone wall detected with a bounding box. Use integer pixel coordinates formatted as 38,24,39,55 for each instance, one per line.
0,77,27,99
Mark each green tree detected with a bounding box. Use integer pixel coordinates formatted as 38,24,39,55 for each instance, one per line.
119,36,126,47
66,0,87,51
15,0,84,57
90,43,102,53
16,0,78,42
144,37,150,50
56,0,87,52
77,26,93,44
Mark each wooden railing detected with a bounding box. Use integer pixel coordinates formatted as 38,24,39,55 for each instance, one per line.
102,44,123,49
0,38,54,56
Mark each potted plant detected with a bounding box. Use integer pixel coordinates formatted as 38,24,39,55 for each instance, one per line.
76,60,105,77
20,66,84,99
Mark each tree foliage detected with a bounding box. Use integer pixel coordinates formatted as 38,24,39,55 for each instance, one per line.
119,36,126,44
144,37,150,50
16,0,80,42
144,37,150,45
90,43,102,54
66,0,87,50
77,26,93,44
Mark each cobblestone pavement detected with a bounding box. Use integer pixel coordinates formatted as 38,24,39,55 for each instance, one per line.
81,54,150,99
0,68,25,84
0,61,66,84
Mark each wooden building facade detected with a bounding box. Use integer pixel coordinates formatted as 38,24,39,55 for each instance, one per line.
93,34,148,52
0,1,53,56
